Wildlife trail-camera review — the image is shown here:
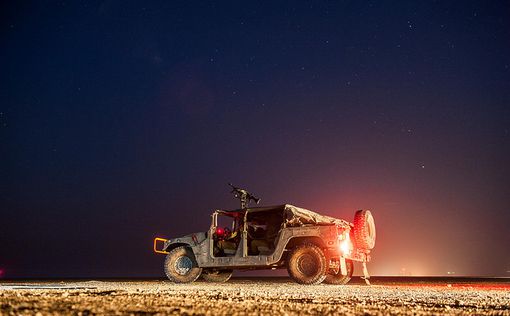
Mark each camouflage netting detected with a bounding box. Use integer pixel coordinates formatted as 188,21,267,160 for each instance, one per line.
237,204,350,228
282,204,351,227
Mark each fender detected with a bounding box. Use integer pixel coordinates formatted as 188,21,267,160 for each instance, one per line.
264,226,328,264
159,232,207,257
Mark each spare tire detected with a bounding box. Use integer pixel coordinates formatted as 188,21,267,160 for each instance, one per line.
353,210,376,250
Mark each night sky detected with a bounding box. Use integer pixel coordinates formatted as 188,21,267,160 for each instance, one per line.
1,1,509,278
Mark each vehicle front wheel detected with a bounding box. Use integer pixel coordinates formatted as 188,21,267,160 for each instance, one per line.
201,268,233,283
164,246,202,283
287,243,327,285
324,259,353,285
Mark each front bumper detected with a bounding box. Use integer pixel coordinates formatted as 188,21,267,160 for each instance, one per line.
153,237,169,254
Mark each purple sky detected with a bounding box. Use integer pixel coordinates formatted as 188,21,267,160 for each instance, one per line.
1,1,509,278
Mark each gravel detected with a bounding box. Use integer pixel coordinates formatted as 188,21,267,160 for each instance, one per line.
1,278,509,315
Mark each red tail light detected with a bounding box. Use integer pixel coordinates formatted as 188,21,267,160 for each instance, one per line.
339,231,352,255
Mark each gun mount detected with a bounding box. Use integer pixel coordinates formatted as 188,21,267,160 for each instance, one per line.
228,183,260,209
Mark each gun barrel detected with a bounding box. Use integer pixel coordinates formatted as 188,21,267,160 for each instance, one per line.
228,183,260,207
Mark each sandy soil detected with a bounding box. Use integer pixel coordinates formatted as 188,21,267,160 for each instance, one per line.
1,278,509,315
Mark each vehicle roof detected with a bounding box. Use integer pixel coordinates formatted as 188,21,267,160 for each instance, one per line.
217,204,351,227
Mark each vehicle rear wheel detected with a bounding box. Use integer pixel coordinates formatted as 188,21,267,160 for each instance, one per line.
164,246,202,283
324,259,354,285
287,243,327,285
353,210,376,250
201,268,233,283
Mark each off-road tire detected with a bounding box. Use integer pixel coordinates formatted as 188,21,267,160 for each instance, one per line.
201,269,233,283
353,210,376,250
287,243,327,285
324,259,354,285
164,246,202,283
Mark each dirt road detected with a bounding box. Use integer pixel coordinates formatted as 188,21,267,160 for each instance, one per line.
1,277,509,315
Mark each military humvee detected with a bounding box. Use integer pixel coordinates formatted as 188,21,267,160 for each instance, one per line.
153,184,376,285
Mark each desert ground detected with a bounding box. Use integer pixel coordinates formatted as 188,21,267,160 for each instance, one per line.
1,277,509,315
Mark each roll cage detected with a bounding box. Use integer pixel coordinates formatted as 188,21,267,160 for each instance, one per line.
209,207,285,258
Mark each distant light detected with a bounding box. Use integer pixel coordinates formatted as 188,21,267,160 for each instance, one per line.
0,269,4,277
447,271,455,275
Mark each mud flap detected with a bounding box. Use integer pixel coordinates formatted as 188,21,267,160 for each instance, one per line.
339,257,347,276
361,262,371,285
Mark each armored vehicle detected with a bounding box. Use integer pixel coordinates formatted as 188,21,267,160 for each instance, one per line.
153,184,376,285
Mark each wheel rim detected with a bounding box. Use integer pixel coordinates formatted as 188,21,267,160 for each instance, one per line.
297,253,317,276
174,256,193,275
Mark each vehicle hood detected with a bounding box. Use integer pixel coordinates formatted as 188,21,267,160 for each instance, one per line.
169,231,207,245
